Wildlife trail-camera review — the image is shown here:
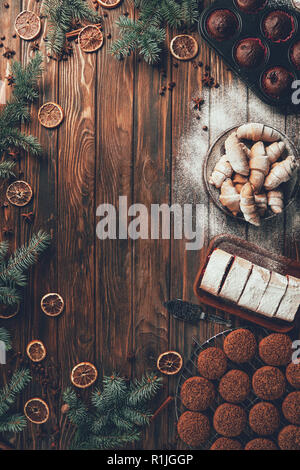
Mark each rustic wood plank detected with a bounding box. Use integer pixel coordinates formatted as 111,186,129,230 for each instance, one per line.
56,2,97,450
131,32,172,450
17,0,59,450
94,1,134,380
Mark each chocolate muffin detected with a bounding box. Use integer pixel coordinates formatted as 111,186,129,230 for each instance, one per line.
207,9,239,41
210,437,242,450
236,0,266,12
235,38,266,68
223,329,257,363
259,334,293,366
180,376,215,411
219,370,250,403
245,438,278,450
262,67,293,98
291,40,300,70
177,411,210,447
286,362,300,389
213,403,247,437
282,392,300,425
252,366,286,400
278,425,300,450
249,402,280,435
197,347,227,380
263,11,295,42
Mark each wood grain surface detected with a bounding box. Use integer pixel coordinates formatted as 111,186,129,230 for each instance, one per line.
0,0,299,450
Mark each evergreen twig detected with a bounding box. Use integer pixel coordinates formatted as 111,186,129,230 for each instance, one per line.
63,373,162,449
111,0,200,63
43,0,102,55
0,369,31,433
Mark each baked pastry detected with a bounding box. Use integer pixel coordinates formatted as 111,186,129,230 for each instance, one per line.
206,9,239,41
236,0,266,12
219,370,250,403
180,376,215,411
213,404,247,437
278,425,300,450
249,402,280,435
262,67,293,98
252,366,286,400
263,11,295,42
177,411,210,447
256,272,288,317
200,249,233,296
275,275,300,322
197,347,227,380
209,155,233,188
235,38,266,68
282,392,300,425
286,362,300,389
211,438,242,450
291,40,300,70
220,256,252,303
238,264,270,311
223,328,257,363
245,438,278,450
259,333,292,366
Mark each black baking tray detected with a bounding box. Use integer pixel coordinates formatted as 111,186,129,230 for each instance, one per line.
199,0,300,108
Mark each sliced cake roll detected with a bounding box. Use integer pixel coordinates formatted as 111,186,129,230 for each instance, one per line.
256,272,288,318
275,275,300,322
200,249,233,296
238,264,271,312
220,256,253,303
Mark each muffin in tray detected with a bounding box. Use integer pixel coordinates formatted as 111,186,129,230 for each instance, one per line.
206,9,239,41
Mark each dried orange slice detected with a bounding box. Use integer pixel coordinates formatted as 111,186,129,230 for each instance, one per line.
6,181,33,207
97,0,122,8
78,25,104,53
24,398,49,424
170,35,199,61
14,10,41,41
38,102,64,129
71,362,98,388
26,340,47,362
41,293,64,317
0,303,20,320
157,351,183,375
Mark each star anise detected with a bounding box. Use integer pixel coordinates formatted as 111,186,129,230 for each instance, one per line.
6,74,14,86
3,47,15,59
30,41,39,52
202,75,215,88
21,211,34,223
192,97,204,110
3,226,13,236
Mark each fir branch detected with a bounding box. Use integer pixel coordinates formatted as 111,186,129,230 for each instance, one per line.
0,413,27,433
0,241,9,263
0,231,51,288
0,161,16,180
43,0,102,55
0,327,11,351
63,372,162,449
11,52,43,103
112,0,200,63
0,286,22,307
0,369,31,418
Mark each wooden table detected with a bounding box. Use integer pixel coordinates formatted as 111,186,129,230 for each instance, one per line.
0,0,299,450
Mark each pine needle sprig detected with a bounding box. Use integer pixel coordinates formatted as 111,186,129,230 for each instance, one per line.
0,369,31,434
43,0,102,55
0,53,43,166
0,161,16,180
0,231,51,288
0,327,11,351
63,372,162,449
111,0,200,63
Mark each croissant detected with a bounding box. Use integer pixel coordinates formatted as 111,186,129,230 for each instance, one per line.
225,132,249,176
267,190,284,214
249,142,270,194
219,179,240,216
237,123,280,143
240,182,260,226
264,155,297,190
255,193,268,216
233,174,248,194
266,141,286,164
209,155,233,188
